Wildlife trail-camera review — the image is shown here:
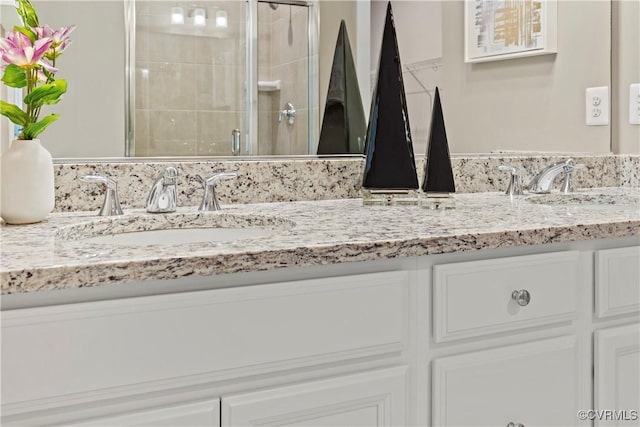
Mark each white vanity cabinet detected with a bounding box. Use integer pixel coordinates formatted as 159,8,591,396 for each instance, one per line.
595,246,640,317
594,324,640,427
77,400,221,427
221,367,407,427
432,336,583,427
2,239,639,427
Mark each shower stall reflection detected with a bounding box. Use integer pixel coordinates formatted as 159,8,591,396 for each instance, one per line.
130,0,318,157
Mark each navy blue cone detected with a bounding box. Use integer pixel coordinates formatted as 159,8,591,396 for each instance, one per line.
421,87,455,193
362,2,418,190
317,20,366,155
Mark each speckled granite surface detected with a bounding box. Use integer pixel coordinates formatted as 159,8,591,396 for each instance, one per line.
55,158,363,212
53,154,637,212
2,188,638,295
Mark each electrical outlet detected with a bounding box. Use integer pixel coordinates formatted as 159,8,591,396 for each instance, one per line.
630,83,640,125
586,87,609,126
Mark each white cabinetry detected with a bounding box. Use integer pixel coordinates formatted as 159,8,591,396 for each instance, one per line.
595,324,640,427
222,367,407,427
432,336,583,427
433,252,579,342
595,246,640,317
2,240,638,427
77,400,221,427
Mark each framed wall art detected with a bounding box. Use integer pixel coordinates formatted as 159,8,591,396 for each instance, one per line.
465,0,557,63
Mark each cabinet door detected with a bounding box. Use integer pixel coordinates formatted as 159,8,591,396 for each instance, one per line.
595,246,640,317
221,367,407,426
75,399,220,426
432,336,584,427
595,324,640,427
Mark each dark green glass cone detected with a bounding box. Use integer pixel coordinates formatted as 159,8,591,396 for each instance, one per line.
421,87,456,193
317,20,366,155
362,2,418,190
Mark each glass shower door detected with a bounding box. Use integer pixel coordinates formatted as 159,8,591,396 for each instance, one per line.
255,1,311,155
133,0,247,156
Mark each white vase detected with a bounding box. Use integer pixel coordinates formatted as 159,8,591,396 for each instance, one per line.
0,139,55,224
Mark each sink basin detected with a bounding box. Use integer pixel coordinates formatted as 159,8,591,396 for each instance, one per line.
57,212,295,246
525,190,640,208
80,227,275,245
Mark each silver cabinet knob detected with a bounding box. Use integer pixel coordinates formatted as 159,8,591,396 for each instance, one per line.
507,423,525,427
511,289,531,306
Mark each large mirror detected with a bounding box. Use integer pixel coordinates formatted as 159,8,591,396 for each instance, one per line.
1,0,635,159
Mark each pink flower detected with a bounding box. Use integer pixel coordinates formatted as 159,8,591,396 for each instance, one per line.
33,24,75,58
0,29,54,70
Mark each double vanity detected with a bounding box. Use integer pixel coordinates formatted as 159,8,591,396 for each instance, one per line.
1,156,639,426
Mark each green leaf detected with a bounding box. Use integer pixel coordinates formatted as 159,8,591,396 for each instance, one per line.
0,100,28,126
13,25,36,43
1,64,27,88
23,114,59,139
15,0,39,27
23,80,67,106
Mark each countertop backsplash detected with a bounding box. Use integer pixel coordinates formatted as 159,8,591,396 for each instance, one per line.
54,154,638,212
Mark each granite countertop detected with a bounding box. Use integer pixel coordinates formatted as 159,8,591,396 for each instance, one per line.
1,188,639,295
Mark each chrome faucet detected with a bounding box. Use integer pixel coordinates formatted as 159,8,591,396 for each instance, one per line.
527,159,583,194
146,167,178,213
196,172,237,211
79,175,124,216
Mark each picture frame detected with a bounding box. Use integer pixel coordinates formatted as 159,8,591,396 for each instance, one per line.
464,0,557,63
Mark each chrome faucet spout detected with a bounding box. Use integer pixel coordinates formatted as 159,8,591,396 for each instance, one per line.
146,167,178,213
527,159,575,194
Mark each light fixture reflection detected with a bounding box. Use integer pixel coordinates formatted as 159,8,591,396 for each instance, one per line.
171,6,184,25
193,8,206,26
215,10,228,28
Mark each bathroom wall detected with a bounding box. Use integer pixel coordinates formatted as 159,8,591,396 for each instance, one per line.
0,1,125,158
441,0,611,154
134,0,246,157
365,0,611,155
612,0,640,155
257,3,314,155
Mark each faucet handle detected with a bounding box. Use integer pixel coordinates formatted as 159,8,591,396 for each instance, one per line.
79,175,124,216
196,172,237,211
560,163,585,194
498,165,523,196
161,166,178,185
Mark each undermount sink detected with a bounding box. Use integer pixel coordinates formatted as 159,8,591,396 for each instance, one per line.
80,227,276,245
57,212,295,246
525,190,640,208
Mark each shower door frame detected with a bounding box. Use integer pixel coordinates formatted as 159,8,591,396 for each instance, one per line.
248,0,319,156
124,0,319,157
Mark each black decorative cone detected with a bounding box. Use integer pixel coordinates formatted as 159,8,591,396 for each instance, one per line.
317,21,366,155
422,87,455,193
362,2,418,190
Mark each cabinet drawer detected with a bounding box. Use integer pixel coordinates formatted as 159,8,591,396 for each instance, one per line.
433,251,579,342
222,366,407,426
74,399,220,426
595,246,640,318
432,336,584,427
1,271,409,405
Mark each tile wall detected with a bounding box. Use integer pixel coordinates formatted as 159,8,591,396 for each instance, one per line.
257,2,316,155
134,0,246,156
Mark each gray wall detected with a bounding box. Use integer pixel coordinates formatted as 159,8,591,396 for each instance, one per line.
398,0,612,154
0,1,125,158
612,0,640,154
